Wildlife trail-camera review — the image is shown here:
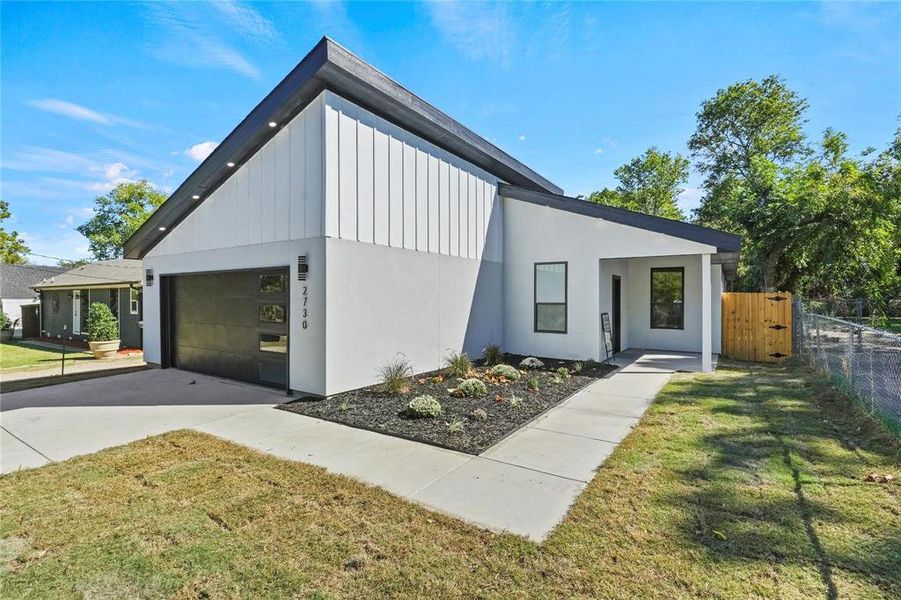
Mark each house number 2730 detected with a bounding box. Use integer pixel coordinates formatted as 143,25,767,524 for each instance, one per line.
301,285,308,329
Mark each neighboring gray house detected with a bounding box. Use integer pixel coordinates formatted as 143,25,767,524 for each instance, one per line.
0,264,66,337
32,259,144,348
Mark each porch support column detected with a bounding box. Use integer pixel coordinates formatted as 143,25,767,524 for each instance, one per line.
701,253,712,372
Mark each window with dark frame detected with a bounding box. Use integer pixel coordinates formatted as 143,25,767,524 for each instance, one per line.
258,304,286,323
534,262,567,333
650,267,685,330
129,288,140,315
260,273,287,293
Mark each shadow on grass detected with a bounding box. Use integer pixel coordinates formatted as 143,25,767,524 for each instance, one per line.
656,363,900,598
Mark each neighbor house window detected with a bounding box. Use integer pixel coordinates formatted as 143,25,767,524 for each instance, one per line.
534,262,567,333
129,288,139,315
650,267,684,329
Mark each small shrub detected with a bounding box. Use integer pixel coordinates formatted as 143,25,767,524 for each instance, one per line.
508,393,522,408
407,395,443,418
470,408,488,421
87,302,118,342
571,361,583,374
0,312,13,331
338,400,350,413
552,375,563,385
482,344,503,366
445,351,472,378
556,366,570,379
446,418,464,434
456,378,487,398
451,378,486,398
489,364,521,381
519,357,544,369
527,376,540,391
378,355,412,395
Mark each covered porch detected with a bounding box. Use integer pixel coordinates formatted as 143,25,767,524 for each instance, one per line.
599,252,737,372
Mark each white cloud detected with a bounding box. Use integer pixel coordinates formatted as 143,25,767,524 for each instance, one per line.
184,141,219,162
143,2,280,79
427,1,515,64
28,98,146,128
19,229,91,264
593,148,604,155
211,0,280,42
517,133,526,141
677,187,704,214
1,146,146,196
29,99,109,124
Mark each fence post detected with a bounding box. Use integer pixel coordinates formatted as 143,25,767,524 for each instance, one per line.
847,322,855,392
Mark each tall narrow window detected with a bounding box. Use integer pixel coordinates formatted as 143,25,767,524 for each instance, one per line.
129,288,140,315
534,262,567,333
650,267,684,329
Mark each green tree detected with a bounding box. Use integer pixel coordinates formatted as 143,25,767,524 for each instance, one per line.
689,75,899,298
0,200,30,264
77,181,166,260
587,148,689,220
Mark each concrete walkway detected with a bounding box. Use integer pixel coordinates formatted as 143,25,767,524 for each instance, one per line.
0,351,708,541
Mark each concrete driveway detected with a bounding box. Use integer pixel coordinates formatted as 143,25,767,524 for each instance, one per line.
1,369,281,473
1,351,705,540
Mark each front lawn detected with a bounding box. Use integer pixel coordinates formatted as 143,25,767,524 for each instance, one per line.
280,353,615,453
0,340,92,372
1,362,898,598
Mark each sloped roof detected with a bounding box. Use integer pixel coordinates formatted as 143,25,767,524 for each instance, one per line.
499,184,742,253
0,264,66,298
32,259,142,290
125,37,561,259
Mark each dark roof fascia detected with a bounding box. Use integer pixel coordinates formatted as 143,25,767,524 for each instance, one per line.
499,184,742,253
125,37,560,259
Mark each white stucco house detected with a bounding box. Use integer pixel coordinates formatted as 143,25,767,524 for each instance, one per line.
125,38,740,396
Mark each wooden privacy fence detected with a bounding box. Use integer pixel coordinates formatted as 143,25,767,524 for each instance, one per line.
722,292,793,363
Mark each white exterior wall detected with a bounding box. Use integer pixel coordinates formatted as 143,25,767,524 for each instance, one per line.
322,91,502,262
323,238,502,395
1,298,37,336
503,197,720,360
148,95,325,257
624,255,721,353
142,239,327,395
320,92,503,395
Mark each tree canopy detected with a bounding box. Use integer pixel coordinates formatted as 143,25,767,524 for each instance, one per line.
77,181,166,261
689,75,900,299
0,200,30,264
587,148,689,220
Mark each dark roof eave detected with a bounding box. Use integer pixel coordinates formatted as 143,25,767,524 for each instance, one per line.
125,37,560,259
499,184,742,253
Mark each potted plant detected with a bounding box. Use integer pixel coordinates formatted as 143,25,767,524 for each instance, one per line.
0,312,14,342
87,302,120,359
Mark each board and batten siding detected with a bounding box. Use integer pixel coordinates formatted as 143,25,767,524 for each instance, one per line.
322,91,503,263
146,96,325,258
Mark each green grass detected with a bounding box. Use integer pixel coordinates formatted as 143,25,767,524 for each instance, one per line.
0,340,92,372
1,363,898,598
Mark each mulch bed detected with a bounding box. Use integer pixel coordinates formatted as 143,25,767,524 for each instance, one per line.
278,354,616,454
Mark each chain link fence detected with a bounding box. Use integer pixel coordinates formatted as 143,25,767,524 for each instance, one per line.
796,299,901,432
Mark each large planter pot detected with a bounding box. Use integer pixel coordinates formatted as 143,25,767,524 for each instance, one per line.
89,339,121,360
0,330,12,342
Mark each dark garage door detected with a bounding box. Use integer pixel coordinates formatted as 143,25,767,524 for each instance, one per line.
170,268,288,388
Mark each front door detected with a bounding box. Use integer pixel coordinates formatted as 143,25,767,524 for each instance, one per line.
72,290,81,334
612,276,621,353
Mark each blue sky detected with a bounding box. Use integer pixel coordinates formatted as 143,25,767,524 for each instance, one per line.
2,1,898,265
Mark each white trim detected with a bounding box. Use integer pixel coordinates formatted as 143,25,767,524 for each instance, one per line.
129,287,139,315
72,290,81,335
701,253,712,372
